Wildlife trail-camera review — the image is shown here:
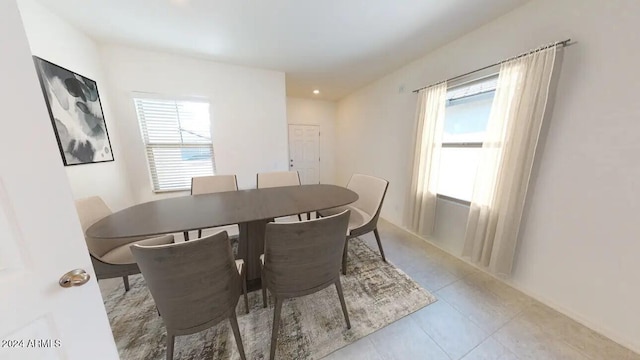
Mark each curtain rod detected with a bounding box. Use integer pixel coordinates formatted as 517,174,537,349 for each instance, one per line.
412,39,573,93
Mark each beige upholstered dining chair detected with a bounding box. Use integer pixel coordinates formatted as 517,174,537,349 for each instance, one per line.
257,170,306,221
131,231,248,360
317,174,389,275
191,174,238,195
260,210,351,360
190,174,239,239
256,170,301,188
75,196,175,292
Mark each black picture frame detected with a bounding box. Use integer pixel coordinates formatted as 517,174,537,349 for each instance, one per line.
32,56,114,166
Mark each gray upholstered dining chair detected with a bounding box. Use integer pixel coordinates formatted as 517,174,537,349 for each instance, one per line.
75,196,175,292
257,170,306,221
317,174,389,275
260,210,351,360
131,231,248,360
191,174,239,239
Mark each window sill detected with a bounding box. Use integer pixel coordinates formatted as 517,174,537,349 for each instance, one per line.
152,188,191,194
436,194,471,206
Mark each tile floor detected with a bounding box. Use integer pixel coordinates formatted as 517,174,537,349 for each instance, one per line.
99,219,640,360
323,220,640,360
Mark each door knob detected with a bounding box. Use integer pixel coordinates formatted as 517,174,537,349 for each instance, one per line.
59,269,90,288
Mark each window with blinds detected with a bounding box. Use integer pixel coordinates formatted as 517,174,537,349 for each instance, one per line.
133,97,215,192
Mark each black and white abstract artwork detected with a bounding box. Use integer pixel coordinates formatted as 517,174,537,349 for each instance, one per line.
33,56,114,166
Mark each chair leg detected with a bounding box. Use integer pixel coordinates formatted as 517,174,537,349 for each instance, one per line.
297,214,303,221
183,231,190,241
373,228,386,262
306,212,311,220
123,276,130,292
229,312,247,360
242,265,249,314
165,332,175,360
335,279,351,329
261,268,268,308
270,297,283,360
198,229,202,238
341,239,349,275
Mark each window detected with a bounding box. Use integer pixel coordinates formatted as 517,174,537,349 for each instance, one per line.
133,97,214,192
437,77,497,202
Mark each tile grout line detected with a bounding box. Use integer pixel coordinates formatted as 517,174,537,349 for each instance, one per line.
379,222,637,359
434,278,529,359
407,314,456,360
429,293,493,360
487,304,537,360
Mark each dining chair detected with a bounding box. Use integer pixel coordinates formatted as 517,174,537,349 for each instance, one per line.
260,210,351,360
257,170,306,221
317,174,389,275
190,174,239,240
131,231,248,360
74,196,175,292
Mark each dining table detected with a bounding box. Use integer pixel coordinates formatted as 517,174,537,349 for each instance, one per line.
86,184,358,289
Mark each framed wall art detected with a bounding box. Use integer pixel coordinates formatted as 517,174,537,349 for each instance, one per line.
33,56,114,166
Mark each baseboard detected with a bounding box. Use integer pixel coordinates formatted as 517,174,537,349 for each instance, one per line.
379,217,640,355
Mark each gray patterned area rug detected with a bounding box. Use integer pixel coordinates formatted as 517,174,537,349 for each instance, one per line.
103,238,437,359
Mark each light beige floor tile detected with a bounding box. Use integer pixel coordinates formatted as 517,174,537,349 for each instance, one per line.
426,252,477,278
381,221,475,277
361,238,433,274
411,266,460,292
436,279,523,333
400,251,449,272
412,299,490,359
464,272,532,309
322,337,383,360
367,220,638,360
494,310,589,360
517,303,640,360
462,337,519,360
365,224,464,292
369,315,449,360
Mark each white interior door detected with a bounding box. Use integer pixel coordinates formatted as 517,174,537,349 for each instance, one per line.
0,2,118,359
288,124,320,184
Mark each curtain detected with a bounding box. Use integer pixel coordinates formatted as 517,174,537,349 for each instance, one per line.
462,46,557,276
406,82,447,236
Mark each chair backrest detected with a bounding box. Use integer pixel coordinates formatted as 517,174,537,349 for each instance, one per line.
347,174,389,218
257,171,301,189
75,196,134,258
191,175,238,195
263,210,350,297
130,231,240,333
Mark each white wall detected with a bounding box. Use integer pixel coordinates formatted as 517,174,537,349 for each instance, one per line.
336,0,640,352
17,0,133,211
286,97,337,184
100,44,288,202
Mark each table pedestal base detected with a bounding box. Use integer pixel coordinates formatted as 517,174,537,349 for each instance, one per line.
246,279,262,292
238,218,273,290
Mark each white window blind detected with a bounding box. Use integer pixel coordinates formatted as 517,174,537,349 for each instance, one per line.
133,97,215,192
446,76,498,101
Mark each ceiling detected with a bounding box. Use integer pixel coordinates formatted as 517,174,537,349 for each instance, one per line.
35,0,529,100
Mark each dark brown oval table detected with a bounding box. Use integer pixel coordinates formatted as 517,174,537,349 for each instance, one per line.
86,184,358,289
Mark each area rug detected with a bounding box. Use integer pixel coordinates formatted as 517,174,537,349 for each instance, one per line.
103,238,437,359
